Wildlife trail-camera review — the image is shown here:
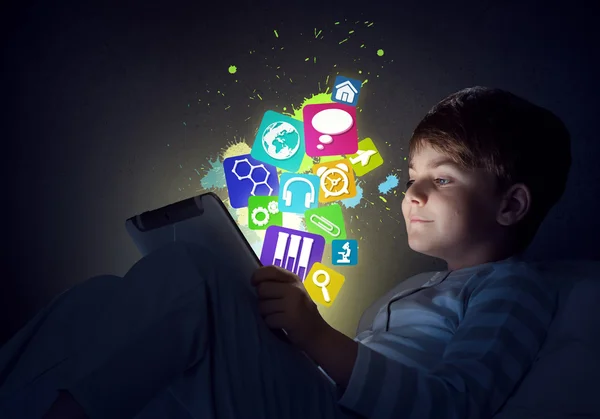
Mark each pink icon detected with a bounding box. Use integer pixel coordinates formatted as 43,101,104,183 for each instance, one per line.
303,103,359,157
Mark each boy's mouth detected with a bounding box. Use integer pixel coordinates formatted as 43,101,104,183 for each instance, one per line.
410,216,433,223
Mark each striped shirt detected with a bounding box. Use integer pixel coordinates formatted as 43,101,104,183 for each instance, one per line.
338,257,558,419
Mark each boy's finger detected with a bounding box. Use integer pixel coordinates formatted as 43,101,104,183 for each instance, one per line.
251,265,296,285
257,298,287,317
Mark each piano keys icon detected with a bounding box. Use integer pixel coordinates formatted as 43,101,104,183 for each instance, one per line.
260,226,326,281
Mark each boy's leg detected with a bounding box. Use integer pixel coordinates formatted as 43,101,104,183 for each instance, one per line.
135,243,349,419
29,242,349,419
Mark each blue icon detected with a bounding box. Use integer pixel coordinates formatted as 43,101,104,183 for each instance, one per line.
251,111,305,172
223,154,279,208
331,76,362,107
332,239,358,266
278,173,319,214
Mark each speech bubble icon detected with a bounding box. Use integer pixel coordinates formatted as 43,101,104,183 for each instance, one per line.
311,108,354,150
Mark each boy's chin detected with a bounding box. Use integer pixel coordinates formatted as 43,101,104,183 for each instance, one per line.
407,236,446,259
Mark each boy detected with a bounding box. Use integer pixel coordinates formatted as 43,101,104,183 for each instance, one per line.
5,87,571,419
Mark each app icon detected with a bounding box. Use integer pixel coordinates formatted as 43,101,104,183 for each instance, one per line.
223,154,279,208
304,204,346,243
331,76,362,106
303,103,358,157
278,173,320,214
250,110,305,172
248,196,282,230
304,263,345,307
261,226,326,281
347,137,384,176
332,239,358,266
313,159,357,203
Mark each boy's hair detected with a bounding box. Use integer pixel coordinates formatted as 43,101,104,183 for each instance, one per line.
408,86,571,251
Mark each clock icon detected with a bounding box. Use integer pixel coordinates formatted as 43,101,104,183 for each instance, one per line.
316,162,353,200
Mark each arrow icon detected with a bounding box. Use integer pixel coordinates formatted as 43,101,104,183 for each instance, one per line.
349,149,377,167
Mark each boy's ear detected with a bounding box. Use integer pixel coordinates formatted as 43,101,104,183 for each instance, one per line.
496,183,531,226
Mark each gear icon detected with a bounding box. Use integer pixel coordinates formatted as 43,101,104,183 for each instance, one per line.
267,200,279,214
251,206,270,227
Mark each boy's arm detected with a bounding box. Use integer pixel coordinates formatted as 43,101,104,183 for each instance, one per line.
304,270,556,419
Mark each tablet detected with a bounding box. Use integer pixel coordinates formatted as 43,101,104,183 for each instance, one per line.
126,192,291,343
125,192,260,284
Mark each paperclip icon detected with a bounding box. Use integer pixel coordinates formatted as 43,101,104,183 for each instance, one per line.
309,214,341,237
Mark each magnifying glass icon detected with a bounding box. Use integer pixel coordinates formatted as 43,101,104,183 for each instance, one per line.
312,270,331,303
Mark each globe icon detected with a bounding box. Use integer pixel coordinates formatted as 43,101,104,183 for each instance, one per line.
261,121,300,160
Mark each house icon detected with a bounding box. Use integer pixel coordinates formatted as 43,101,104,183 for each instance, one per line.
334,80,359,104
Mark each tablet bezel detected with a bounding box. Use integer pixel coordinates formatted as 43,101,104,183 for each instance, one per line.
126,192,261,266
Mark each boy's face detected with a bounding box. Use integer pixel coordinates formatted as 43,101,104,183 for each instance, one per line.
402,143,503,264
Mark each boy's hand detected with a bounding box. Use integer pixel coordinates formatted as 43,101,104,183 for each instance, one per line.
251,265,330,351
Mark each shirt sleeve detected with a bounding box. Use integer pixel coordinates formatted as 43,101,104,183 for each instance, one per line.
338,267,557,419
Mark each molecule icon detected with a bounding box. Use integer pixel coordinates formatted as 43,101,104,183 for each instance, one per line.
223,154,279,209
231,158,274,196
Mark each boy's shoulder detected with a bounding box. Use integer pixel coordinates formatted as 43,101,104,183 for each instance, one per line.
453,258,559,306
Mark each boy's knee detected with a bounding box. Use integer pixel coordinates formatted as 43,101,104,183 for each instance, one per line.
122,242,218,297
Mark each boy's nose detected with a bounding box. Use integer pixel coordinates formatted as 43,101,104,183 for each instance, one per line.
406,183,428,205
410,194,426,206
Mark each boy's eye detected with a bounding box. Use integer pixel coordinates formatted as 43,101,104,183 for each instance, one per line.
406,178,451,190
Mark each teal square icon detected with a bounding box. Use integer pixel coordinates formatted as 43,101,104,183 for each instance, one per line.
332,239,358,266
278,173,319,214
250,111,305,172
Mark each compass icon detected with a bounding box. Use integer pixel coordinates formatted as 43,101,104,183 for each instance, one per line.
314,159,357,203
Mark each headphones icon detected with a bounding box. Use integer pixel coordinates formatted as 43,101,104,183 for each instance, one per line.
282,177,316,208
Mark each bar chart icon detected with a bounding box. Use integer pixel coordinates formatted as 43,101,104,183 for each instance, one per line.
260,226,326,281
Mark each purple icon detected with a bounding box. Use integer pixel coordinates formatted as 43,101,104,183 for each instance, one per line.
260,226,326,281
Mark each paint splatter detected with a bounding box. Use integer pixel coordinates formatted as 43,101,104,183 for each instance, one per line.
221,139,251,160
340,182,365,209
283,91,333,121
296,154,316,174
250,241,263,257
187,19,394,260
378,174,399,194
282,212,306,231
200,158,226,190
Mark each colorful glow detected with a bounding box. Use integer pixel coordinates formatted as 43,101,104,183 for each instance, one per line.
177,20,407,316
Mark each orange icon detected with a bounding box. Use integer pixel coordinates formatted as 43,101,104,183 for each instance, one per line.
312,158,357,203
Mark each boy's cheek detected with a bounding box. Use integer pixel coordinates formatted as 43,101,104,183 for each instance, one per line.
400,198,410,219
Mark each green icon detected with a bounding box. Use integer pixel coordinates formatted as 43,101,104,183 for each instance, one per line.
347,137,384,176
248,196,282,230
305,204,346,243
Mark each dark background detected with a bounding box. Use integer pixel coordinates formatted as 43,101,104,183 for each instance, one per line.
1,0,598,345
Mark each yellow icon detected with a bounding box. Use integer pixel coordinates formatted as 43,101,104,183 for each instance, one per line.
312,158,357,203
304,263,345,307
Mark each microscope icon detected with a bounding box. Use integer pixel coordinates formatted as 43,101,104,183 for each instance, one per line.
337,242,351,264
332,239,358,266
